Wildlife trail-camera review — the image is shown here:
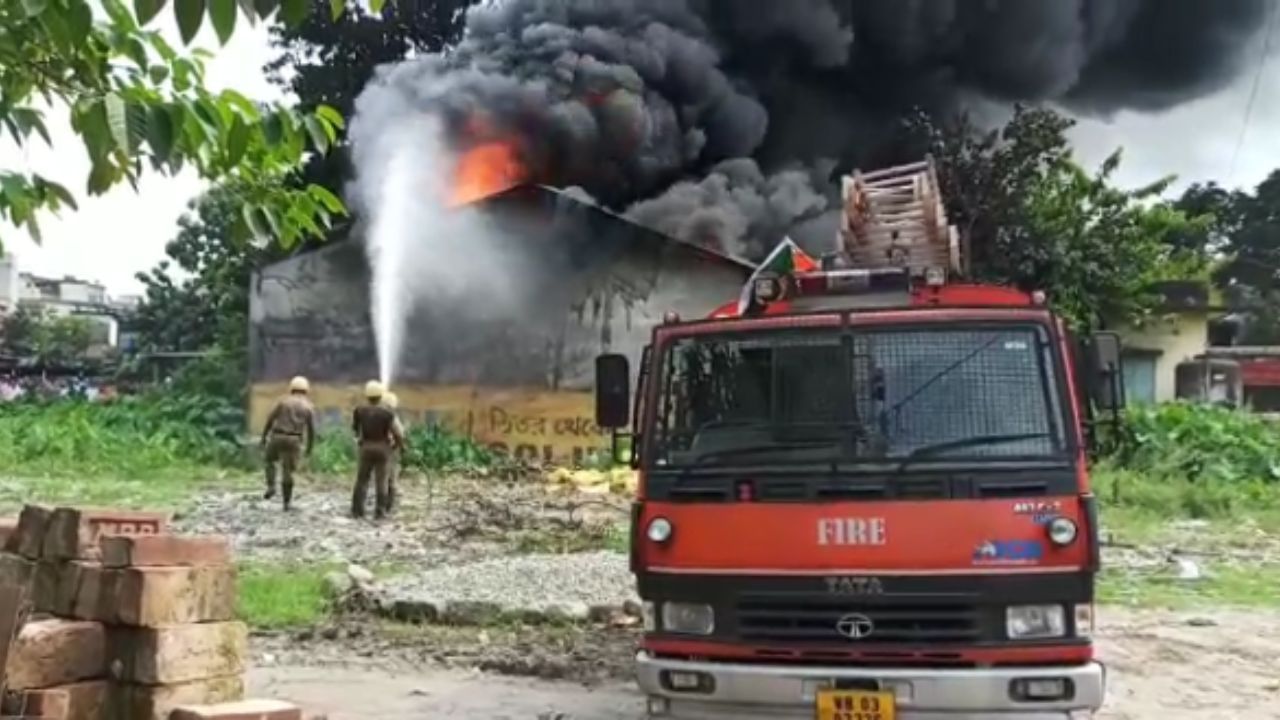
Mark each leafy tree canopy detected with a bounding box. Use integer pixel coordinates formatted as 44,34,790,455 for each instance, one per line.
0,0,358,251
902,105,1210,330
0,304,95,364
264,0,466,196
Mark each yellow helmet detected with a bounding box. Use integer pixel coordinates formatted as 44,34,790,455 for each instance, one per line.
288,376,310,393
384,391,399,409
364,380,384,399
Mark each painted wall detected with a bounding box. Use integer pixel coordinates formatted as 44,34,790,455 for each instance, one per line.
1117,312,1210,402
248,186,751,461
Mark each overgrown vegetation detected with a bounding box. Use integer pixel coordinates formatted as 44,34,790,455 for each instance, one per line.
0,393,496,482
237,562,335,629
0,394,246,475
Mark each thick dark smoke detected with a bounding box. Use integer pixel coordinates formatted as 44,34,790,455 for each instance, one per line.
351,0,1273,261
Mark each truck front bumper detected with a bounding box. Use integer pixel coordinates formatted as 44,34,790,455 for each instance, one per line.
636,651,1105,719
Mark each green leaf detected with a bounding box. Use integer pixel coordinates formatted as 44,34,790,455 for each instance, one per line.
148,64,170,84
303,116,330,153
252,0,278,19
172,58,198,91
242,204,270,243
236,0,257,24
280,0,306,25
307,184,346,215
74,99,111,161
369,0,386,14
104,94,131,154
12,108,51,146
226,116,250,165
134,0,166,25
146,105,175,160
262,113,283,145
314,104,345,130
39,11,71,52
21,0,48,16
174,0,206,44
219,89,259,121
208,0,236,44
87,161,116,195
66,0,92,44
126,36,150,69
43,180,79,211
328,0,343,20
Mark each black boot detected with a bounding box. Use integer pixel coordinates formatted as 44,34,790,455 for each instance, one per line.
282,481,294,512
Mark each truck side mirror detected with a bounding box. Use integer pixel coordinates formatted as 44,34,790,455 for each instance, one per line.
595,353,631,429
1084,332,1125,412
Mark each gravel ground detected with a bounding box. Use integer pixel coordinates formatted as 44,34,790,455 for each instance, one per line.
172,473,628,568
371,551,636,613
250,607,1280,719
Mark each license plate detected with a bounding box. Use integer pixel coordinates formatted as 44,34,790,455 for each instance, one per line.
816,689,896,720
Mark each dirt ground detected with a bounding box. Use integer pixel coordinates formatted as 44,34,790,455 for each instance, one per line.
247,606,1280,719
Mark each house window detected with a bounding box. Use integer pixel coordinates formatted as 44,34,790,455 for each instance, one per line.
1122,350,1159,405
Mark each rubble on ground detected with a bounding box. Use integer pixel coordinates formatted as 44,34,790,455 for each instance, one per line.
353,552,639,626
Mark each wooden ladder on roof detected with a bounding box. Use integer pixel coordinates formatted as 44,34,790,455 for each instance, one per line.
839,156,964,276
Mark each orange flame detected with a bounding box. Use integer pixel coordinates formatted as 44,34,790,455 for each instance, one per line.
448,141,526,206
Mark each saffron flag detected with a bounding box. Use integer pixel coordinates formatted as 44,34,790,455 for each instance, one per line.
736,237,819,314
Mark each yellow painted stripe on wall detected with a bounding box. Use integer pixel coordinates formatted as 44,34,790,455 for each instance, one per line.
250,382,612,464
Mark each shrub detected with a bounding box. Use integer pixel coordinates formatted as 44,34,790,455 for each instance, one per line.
1109,402,1280,485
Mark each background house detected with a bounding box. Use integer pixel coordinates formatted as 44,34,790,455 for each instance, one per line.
1114,281,1221,405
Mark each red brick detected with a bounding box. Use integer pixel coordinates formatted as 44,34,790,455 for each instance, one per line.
107,676,243,720
103,565,236,627
0,553,35,589
0,518,17,554
12,681,107,720
12,505,53,559
4,619,106,691
107,622,246,684
100,535,230,569
42,508,168,561
32,561,63,615
169,699,302,720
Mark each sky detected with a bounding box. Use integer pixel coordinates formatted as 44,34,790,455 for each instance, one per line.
1,14,1278,297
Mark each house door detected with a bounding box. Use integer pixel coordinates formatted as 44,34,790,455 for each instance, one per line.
1122,353,1157,405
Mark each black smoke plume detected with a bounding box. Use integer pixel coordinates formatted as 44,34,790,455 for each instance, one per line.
350,0,1273,260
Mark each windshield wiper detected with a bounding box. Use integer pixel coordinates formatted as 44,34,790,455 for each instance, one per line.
887,334,1005,420
890,432,1052,475
688,441,840,466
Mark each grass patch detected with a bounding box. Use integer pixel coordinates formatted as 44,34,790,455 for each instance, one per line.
0,471,254,515
1099,564,1280,609
237,562,336,629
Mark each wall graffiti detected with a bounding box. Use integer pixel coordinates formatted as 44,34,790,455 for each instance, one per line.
250,381,611,464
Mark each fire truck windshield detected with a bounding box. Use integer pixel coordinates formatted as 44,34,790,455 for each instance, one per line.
652,323,1070,468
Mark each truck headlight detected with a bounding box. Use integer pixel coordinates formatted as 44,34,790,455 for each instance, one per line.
647,518,673,543
1007,605,1066,639
1047,517,1078,546
661,603,714,635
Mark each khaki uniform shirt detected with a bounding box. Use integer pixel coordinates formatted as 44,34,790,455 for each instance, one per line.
266,395,314,437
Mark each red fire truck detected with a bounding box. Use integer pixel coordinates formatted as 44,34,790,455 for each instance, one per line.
594,159,1124,719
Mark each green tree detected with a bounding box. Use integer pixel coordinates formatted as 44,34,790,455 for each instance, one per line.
1,304,95,363
903,105,1207,329
133,182,277,398
0,0,349,250
264,0,466,196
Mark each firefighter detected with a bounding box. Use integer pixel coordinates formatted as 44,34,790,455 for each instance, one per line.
350,380,403,519
260,375,315,511
384,391,407,515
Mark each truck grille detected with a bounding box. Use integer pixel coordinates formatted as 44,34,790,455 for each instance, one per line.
735,595,983,644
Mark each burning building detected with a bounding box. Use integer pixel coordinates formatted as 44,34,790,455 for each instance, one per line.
247,184,752,463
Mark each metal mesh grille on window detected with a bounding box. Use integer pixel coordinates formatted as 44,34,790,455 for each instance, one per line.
857,329,1057,457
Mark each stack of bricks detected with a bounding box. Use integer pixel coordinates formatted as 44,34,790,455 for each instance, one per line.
0,504,282,720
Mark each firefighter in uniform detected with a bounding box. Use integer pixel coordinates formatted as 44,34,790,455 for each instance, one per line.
351,380,403,519
383,391,407,515
261,376,316,511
